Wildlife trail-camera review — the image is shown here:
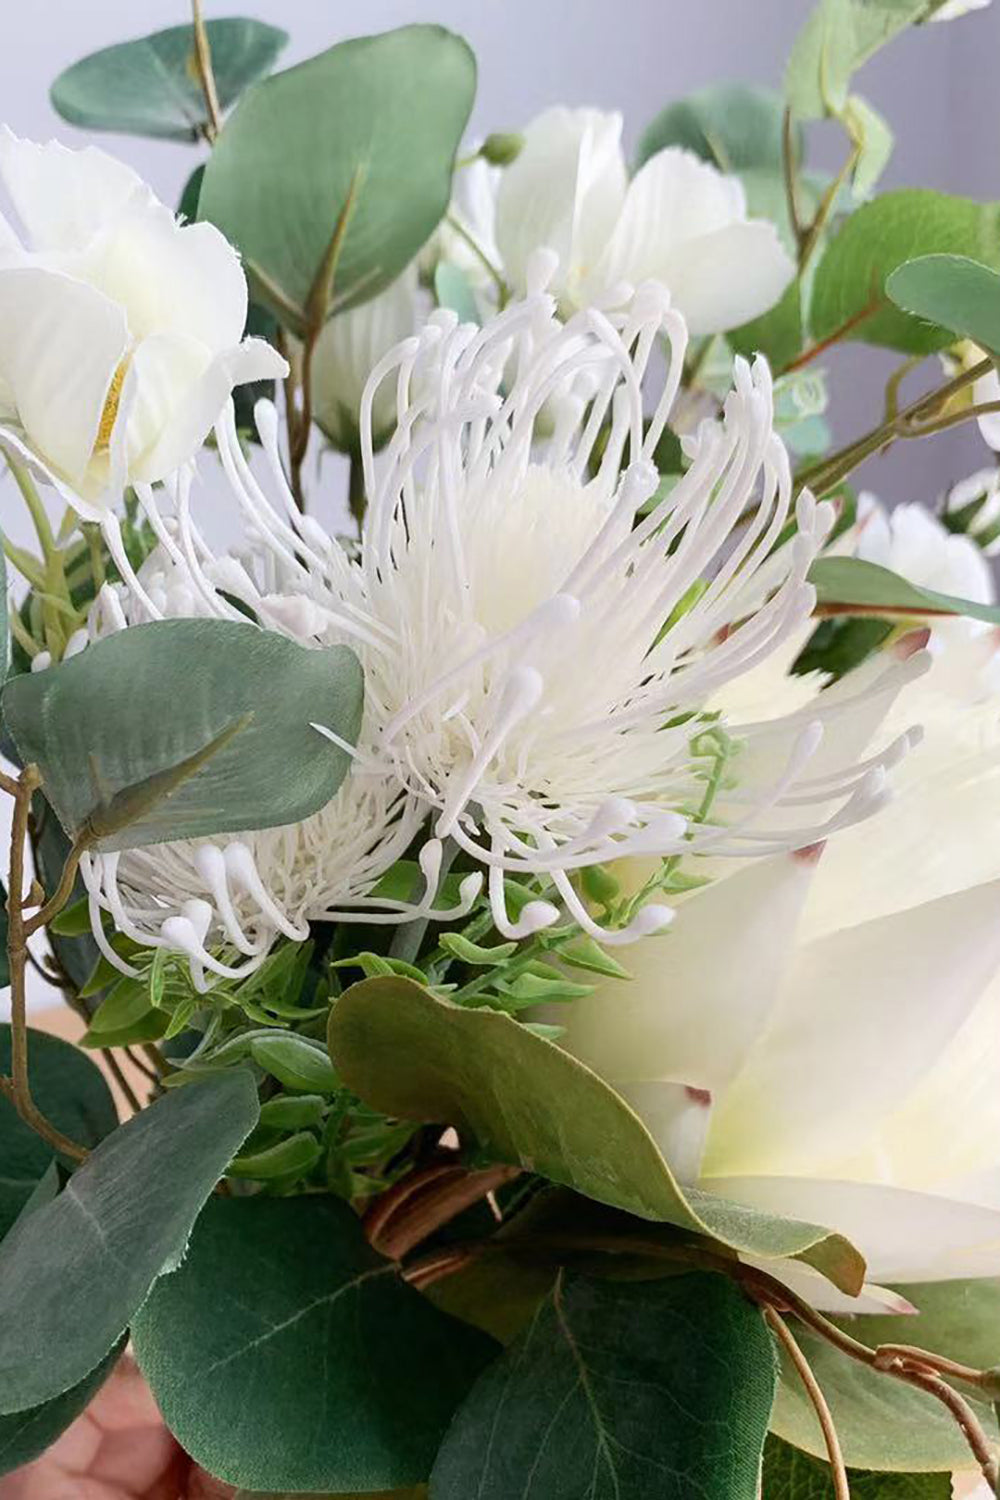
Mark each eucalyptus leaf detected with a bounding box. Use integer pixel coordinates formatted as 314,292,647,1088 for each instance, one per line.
0,1023,117,1243
810,555,1000,625
786,0,947,120
810,190,1000,353
433,261,480,325
0,1341,124,1478
328,978,866,1294
198,26,476,331
131,1195,497,1492
2,620,362,852
50,19,288,142
844,94,894,198
886,253,1000,355
772,1279,1000,1470
0,1069,258,1414
636,84,797,174
430,1270,776,1500
761,1436,951,1497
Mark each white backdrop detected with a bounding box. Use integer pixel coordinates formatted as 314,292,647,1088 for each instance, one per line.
2,0,999,1011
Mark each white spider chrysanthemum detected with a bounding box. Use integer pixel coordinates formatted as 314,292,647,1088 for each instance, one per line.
81,261,924,976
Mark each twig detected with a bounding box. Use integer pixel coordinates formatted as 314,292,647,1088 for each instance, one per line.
777,295,881,378
1,767,88,1161
782,108,805,253
191,0,222,142
765,1306,851,1499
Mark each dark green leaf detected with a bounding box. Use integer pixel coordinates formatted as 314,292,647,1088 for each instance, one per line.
2,619,363,852
771,1279,1000,1470
198,26,476,330
431,1270,776,1500
0,1340,124,1477
793,617,894,679
637,84,796,174
761,1436,951,1497
732,279,804,370
328,979,866,1294
178,163,205,224
886,253,1000,355
131,1195,497,1492
810,190,1000,353
0,1069,258,1413
50,19,288,142
810,555,1000,625
0,1022,117,1242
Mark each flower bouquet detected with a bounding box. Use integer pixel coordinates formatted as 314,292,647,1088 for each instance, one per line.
3,3,1000,1496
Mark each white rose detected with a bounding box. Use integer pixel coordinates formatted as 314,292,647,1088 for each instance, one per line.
0,129,287,520
494,106,794,334
558,504,1000,1306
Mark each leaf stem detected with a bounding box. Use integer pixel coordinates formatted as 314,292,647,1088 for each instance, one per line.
765,1305,851,1499
782,108,805,254
777,295,881,377
444,213,508,304
190,0,222,142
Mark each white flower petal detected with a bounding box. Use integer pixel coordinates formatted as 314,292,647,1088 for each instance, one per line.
312,262,419,449
560,850,817,1089
709,878,1000,1177
88,199,248,354
654,220,794,336
0,266,128,483
128,336,287,483
974,366,1000,451
699,1175,1000,1286
495,106,627,300
0,128,143,250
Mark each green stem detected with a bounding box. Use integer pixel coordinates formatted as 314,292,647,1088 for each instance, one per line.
444,214,508,304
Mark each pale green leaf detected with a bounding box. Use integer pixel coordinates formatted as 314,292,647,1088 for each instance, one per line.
810,555,1000,624
886,252,1000,355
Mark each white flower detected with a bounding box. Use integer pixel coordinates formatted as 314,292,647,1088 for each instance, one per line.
429,153,503,303
494,108,794,334
0,130,286,524
855,492,995,605
559,513,1000,1305
86,274,922,975
945,466,1000,557
311,261,421,453
929,0,990,18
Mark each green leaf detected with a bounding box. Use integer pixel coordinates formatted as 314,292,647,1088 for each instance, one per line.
228,1131,321,1179
328,979,866,1294
636,84,796,174
886,252,1000,355
810,555,1000,625
0,1341,124,1478
0,1069,258,1414
731,280,804,370
786,1,944,120
810,190,1000,353
250,1034,338,1094
131,1195,497,1492
844,95,894,198
2,619,363,852
431,1269,776,1500
50,19,288,142
761,1436,951,1497
433,262,480,325
771,1279,1000,1471
198,26,476,331
0,1023,117,1242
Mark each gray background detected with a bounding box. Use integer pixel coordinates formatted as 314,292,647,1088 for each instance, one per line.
2,0,999,1010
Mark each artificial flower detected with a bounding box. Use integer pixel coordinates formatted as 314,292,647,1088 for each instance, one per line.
310,261,421,453
0,129,286,524
944,466,1000,555
560,501,1000,1306
928,0,991,18
493,107,794,334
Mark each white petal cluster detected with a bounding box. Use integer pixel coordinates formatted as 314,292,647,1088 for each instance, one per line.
560,502,1000,1304
82,269,922,977
0,130,287,523
491,108,795,334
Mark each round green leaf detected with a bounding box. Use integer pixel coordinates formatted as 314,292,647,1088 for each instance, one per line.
785,1,942,122
0,1340,125,1477
131,1195,497,1492
431,1270,776,1500
328,978,866,1295
809,555,1000,626
0,1023,117,1242
50,19,288,142
636,84,796,174
1,619,363,852
198,25,476,330
771,1279,1000,1471
886,253,1000,357
0,1069,259,1414
810,190,1000,353
761,1436,951,1498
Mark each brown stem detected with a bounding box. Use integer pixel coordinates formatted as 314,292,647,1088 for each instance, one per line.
765,1306,851,1499
366,1159,520,1260
24,833,92,938
2,767,88,1162
191,0,222,142
777,296,881,378
99,1051,142,1116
